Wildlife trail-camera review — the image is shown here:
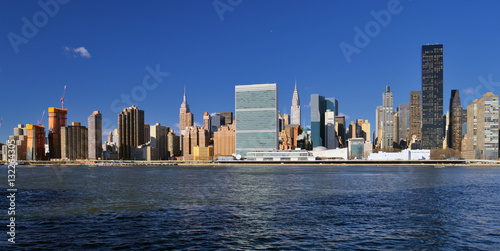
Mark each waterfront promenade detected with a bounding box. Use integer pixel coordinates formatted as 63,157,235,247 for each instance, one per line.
3,159,500,167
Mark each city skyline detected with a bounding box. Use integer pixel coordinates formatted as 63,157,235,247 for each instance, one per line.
2,1,500,143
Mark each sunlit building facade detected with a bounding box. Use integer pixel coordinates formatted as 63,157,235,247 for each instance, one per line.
235,83,278,157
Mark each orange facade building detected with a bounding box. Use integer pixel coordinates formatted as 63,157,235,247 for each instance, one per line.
213,125,235,157
48,107,67,159
280,124,303,150
26,124,46,160
182,127,209,160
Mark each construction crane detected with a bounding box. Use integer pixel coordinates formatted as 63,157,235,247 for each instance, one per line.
60,85,67,109
37,110,45,126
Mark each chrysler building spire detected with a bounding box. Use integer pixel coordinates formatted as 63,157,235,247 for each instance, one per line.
291,79,301,125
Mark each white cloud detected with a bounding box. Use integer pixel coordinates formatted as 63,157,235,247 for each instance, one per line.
464,87,475,95
64,46,91,58
338,112,350,120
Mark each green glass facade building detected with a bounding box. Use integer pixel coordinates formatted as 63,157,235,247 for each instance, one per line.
235,83,278,157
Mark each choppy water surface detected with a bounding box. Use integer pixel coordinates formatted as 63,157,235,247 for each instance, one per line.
1,165,500,249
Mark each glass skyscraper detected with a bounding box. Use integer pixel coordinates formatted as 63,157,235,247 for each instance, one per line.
310,94,338,149
235,83,278,157
422,44,444,149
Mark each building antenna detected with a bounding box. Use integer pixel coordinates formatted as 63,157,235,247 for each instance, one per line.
183,85,189,105
60,85,67,109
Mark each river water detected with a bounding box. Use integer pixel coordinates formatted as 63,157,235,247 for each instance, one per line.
1,165,500,249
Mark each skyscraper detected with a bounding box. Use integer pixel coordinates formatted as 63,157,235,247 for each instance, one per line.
464,92,499,159
283,113,290,127
150,123,170,160
324,109,337,149
112,129,119,144
203,112,211,132
381,86,394,149
144,124,150,143
48,107,67,159
118,105,145,160
311,94,338,148
357,119,371,142
214,124,235,157
61,122,88,160
375,106,383,148
183,126,209,160
179,89,193,135
88,111,102,160
393,111,399,147
291,82,301,125
179,89,194,154
397,104,410,145
220,112,233,125
235,83,278,157
448,90,463,150
409,91,422,143
211,113,224,135
26,124,46,160
167,131,180,157
422,44,444,149
335,116,346,147
278,112,285,132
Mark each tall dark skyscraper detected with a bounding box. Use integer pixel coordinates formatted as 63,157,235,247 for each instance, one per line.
421,44,444,149
118,105,145,160
448,90,462,150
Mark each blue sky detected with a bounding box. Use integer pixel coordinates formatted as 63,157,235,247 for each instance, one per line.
1,0,500,143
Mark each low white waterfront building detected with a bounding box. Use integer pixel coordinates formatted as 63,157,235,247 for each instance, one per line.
246,150,316,161
310,147,348,160
367,149,430,161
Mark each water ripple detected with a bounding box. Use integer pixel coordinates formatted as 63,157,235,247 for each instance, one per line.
0,165,499,249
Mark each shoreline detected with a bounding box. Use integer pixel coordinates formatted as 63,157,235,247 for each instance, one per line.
2,159,500,167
